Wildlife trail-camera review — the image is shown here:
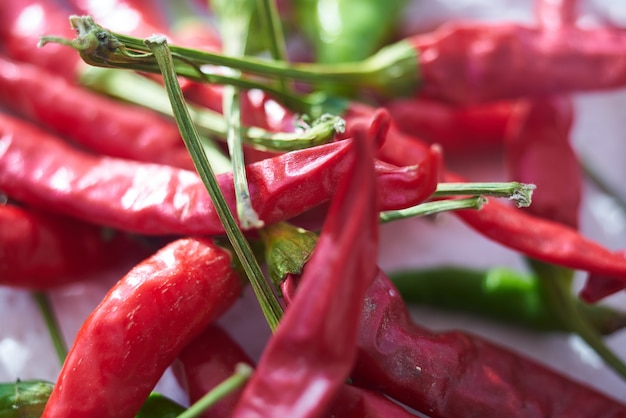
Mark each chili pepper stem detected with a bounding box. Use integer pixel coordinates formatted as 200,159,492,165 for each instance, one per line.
31,292,68,365
145,35,283,331
380,196,486,223
40,16,419,99
178,363,253,418
528,259,626,381
434,182,535,208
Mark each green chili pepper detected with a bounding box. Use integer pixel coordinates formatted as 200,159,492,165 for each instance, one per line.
390,266,626,334
0,379,53,418
134,392,186,418
294,0,406,63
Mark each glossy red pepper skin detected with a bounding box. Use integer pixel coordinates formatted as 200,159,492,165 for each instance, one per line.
351,271,626,417
386,98,512,153
0,0,81,78
0,56,194,170
409,22,626,105
233,122,380,418
0,204,139,289
504,97,581,228
41,238,243,418
173,324,254,418
0,113,436,235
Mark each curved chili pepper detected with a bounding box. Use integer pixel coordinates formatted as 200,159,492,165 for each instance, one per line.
233,122,380,417
0,112,436,236
385,98,512,153
0,203,143,289
173,324,254,418
351,271,626,417
503,97,581,228
390,266,626,335
0,56,194,170
41,237,243,418
580,249,626,303
376,126,626,289
409,22,626,105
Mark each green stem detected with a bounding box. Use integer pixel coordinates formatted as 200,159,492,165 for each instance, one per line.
40,16,419,98
145,35,283,331
177,363,253,418
31,292,67,365
217,0,263,229
528,259,626,381
80,67,344,152
255,0,289,92
380,196,486,223
434,182,535,208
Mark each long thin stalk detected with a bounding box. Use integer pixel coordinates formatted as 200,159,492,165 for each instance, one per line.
31,292,67,365
145,35,283,331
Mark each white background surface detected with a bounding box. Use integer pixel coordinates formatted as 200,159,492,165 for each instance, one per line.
2,0,626,412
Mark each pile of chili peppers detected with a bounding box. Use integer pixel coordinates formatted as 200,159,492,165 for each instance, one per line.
2,0,626,417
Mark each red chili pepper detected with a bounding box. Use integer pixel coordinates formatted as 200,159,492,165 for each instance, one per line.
41,237,243,418
386,98,512,153
0,203,142,289
376,125,626,288
409,22,626,105
327,385,419,418
233,121,380,417
0,112,436,235
0,56,194,170
503,97,581,228
351,270,626,417
173,324,254,418
580,250,626,303
535,0,578,30
0,0,81,78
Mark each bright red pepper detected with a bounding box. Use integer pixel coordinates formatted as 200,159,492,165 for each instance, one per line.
0,203,142,289
409,22,626,105
41,237,243,418
327,385,419,418
351,271,626,417
0,56,194,170
0,112,437,236
503,97,581,228
0,0,81,78
173,324,254,418
386,98,512,153
233,121,380,417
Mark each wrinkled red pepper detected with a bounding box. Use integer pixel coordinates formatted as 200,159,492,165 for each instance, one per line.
0,56,194,170
0,112,438,236
41,237,243,418
233,121,380,417
351,271,626,417
0,203,141,289
173,324,254,418
504,97,581,228
410,21,626,105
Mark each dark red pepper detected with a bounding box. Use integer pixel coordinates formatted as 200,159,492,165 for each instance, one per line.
41,237,243,418
233,121,380,417
351,271,626,417
173,324,254,418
